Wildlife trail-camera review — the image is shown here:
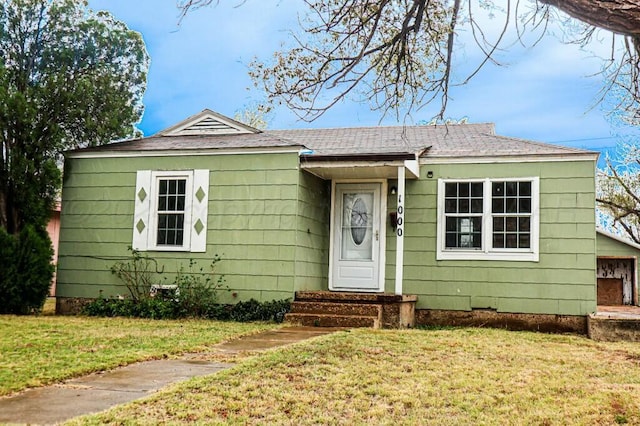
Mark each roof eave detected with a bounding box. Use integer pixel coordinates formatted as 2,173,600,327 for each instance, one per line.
65,145,304,159
421,152,599,164
300,152,417,162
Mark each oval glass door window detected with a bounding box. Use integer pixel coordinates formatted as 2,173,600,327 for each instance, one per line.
350,197,368,245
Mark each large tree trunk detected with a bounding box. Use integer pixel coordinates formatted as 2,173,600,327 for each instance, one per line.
539,0,640,36
0,190,6,232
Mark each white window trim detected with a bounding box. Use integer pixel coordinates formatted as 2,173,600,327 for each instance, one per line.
147,170,194,252
436,177,540,262
132,169,209,253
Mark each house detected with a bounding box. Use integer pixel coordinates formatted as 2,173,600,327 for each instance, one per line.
56,109,612,332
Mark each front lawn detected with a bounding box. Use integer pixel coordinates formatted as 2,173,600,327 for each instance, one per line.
0,315,277,396
72,327,640,425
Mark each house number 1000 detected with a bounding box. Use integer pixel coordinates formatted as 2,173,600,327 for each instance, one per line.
397,195,404,237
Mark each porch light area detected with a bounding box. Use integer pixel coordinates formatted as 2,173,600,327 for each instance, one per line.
301,152,420,297
299,152,420,181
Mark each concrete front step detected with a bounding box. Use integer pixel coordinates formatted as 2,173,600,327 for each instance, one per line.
285,313,379,328
588,313,640,342
290,301,382,317
289,291,417,329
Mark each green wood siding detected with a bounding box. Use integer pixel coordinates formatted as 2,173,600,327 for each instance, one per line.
385,160,597,315
56,152,307,303
597,232,640,258
294,171,330,291
58,151,597,316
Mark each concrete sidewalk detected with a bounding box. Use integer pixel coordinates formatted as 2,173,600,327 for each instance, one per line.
0,326,341,425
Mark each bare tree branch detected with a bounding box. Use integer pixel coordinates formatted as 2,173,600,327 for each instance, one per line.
597,155,640,243
178,0,640,123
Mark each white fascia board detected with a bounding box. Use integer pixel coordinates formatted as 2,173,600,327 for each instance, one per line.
421,153,599,165
404,159,419,178
66,146,301,159
300,160,406,169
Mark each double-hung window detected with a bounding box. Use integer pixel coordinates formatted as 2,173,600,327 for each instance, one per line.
156,177,188,247
491,181,532,250
132,169,210,252
437,177,539,261
444,182,484,249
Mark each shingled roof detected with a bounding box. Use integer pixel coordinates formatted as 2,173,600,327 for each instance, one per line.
270,123,594,159
72,132,302,153
68,109,597,160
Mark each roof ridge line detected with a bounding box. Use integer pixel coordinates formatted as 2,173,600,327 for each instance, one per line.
268,122,495,132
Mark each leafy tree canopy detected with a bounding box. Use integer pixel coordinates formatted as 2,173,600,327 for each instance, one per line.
0,0,149,234
179,0,639,123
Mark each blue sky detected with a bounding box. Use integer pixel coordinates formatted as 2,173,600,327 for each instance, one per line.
87,1,634,157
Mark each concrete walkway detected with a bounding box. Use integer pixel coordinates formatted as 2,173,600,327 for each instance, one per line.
0,326,341,425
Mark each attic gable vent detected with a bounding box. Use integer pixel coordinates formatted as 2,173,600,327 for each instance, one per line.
157,109,261,137
180,117,243,135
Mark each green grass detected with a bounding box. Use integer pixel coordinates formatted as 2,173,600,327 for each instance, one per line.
71,327,640,425
0,314,278,396
41,297,56,315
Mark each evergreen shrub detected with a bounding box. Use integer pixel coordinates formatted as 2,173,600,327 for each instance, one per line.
0,226,54,314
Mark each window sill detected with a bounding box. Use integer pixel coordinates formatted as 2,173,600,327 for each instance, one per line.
146,246,192,252
436,250,539,262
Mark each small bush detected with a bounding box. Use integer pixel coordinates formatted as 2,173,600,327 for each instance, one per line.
134,298,179,319
82,297,180,319
170,257,226,317
229,298,291,323
81,297,131,317
110,251,226,317
110,248,161,301
0,226,53,314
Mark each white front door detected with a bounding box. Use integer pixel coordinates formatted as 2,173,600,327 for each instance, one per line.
330,183,383,292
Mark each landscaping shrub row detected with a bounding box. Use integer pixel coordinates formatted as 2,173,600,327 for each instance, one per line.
83,249,290,322
82,297,291,322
